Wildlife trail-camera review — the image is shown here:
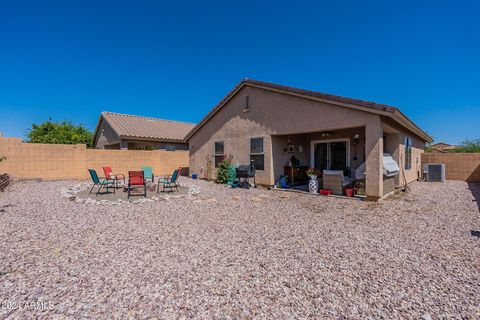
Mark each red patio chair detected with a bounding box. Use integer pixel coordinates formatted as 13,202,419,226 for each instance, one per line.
103,166,125,187
128,171,146,199
177,166,184,187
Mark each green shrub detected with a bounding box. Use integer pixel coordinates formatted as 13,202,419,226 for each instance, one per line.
27,119,93,147
216,155,233,184
450,139,480,153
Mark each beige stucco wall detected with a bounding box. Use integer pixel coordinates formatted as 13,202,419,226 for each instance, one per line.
397,132,424,185
0,138,189,181
382,118,425,186
94,119,120,149
189,86,384,191
189,114,273,184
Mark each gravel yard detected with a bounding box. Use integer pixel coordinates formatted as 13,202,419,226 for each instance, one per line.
1,179,479,319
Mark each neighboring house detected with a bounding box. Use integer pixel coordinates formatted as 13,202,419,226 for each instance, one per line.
93,112,195,150
430,142,458,153
186,79,432,200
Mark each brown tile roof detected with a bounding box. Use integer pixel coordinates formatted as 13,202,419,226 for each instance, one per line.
431,142,458,150
100,112,195,142
185,78,432,142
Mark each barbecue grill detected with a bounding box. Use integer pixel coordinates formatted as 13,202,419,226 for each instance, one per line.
235,160,256,189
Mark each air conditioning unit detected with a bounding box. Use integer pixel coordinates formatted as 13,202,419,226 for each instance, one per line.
423,164,446,182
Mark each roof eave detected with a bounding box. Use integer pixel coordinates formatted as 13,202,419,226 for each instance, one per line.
186,79,432,143
390,110,432,142
119,135,188,143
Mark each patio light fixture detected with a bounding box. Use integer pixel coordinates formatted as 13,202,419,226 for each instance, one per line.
320,132,333,138
353,133,360,145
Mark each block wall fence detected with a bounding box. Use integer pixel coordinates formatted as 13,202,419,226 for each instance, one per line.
0,138,189,181
421,152,480,182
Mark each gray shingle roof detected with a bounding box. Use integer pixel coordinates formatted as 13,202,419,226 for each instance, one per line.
101,112,195,142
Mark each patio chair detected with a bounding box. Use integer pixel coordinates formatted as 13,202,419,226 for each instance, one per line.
177,166,184,185
142,165,154,182
88,169,115,195
103,166,125,187
322,170,353,195
128,171,147,199
157,169,179,193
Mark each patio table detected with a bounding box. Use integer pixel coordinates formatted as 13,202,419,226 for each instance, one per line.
110,172,125,188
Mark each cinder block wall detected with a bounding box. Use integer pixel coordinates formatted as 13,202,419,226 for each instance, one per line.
86,149,188,179
422,153,480,182
0,138,189,181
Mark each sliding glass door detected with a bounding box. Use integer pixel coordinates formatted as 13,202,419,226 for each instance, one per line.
311,139,349,171
330,141,347,170
313,143,328,172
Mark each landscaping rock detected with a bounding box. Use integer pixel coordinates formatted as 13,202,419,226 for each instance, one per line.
0,179,479,318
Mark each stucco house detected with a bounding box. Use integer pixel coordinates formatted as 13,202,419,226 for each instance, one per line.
93,112,195,150
186,79,432,200
430,142,458,153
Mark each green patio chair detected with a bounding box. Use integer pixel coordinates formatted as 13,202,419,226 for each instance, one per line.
157,169,179,193
88,169,115,195
142,165,154,182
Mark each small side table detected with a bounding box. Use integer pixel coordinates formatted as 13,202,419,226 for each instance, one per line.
110,173,126,188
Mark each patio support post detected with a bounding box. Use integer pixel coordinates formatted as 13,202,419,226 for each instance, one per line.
365,120,384,200
388,133,401,187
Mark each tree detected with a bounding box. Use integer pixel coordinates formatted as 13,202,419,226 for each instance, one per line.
27,119,93,147
451,139,480,153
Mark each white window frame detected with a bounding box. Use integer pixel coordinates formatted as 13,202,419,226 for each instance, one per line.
310,138,351,170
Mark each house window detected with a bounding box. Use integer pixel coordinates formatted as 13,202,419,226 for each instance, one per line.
250,137,264,170
165,145,176,151
405,137,412,170
214,141,225,167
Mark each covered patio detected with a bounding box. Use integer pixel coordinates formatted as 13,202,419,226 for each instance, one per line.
272,127,365,195
271,122,404,199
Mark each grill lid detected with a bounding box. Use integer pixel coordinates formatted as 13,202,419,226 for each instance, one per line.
354,154,400,179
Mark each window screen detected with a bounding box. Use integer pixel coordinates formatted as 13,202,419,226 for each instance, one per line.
250,137,264,170
214,141,224,167
405,137,412,170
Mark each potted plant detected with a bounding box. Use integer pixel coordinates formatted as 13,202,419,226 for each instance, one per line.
306,168,320,194
306,168,319,180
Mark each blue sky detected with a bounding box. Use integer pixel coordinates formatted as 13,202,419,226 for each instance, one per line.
0,0,479,144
